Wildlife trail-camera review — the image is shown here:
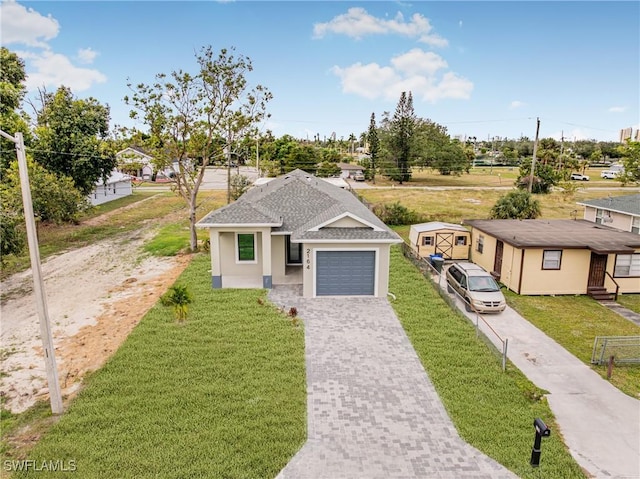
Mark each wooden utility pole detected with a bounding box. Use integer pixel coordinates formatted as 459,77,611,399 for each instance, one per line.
0,129,63,414
528,118,541,194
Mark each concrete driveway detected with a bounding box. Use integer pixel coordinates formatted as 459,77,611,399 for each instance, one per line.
438,274,640,479
268,286,516,479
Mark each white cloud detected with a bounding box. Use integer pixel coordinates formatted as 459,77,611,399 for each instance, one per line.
331,63,400,99
422,72,473,102
510,100,526,109
608,106,627,113
330,48,472,103
391,49,448,76
4,3,107,93
24,51,107,92
0,0,59,47
77,47,98,64
313,7,448,47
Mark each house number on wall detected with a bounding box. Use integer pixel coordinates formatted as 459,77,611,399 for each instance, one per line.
306,248,311,270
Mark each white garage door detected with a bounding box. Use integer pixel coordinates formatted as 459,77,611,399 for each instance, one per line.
316,251,375,296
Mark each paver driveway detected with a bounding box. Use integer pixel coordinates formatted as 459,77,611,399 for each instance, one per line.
269,286,516,479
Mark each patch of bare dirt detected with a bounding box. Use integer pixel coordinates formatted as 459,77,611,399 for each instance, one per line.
0,227,191,414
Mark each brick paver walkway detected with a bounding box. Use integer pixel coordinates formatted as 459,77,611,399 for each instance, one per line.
269,286,516,479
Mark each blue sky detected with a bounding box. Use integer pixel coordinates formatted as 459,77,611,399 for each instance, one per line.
2,1,638,143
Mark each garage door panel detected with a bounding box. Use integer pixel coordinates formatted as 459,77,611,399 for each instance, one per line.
316,251,375,296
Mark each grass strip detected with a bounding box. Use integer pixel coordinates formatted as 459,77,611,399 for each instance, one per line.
7,254,306,478
388,246,586,478
504,291,640,398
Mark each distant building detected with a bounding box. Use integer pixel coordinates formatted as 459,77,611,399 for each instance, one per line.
89,170,132,206
619,127,633,143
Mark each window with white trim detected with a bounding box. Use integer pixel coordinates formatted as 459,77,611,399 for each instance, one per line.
595,209,604,224
614,253,640,277
542,250,562,270
456,236,467,246
476,235,484,254
632,217,640,234
422,236,434,246
236,233,256,263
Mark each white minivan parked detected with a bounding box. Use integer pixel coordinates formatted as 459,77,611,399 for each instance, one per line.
446,262,506,314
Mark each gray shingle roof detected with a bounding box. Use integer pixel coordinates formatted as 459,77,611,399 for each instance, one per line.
577,194,640,217
197,169,401,243
464,219,640,254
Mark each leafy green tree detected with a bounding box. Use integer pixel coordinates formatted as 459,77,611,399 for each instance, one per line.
367,112,379,183
285,144,319,173
618,140,640,184
230,174,251,200
1,158,89,224
33,86,116,195
316,161,341,177
0,209,25,261
490,190,541,219
389,91,415,184
0,48,31,179
321,148,342,163
517,161,558,194
126,46,271,251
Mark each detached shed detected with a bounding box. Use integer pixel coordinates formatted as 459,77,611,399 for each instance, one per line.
409,222,470,260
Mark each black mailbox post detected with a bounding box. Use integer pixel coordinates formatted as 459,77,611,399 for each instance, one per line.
531,418,551,467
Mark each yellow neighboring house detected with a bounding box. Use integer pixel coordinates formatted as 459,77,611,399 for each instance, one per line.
409,222,470,260
463,219,640,299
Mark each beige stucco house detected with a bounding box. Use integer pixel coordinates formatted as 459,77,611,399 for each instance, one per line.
409,222,470,260
464,219,640,298
577,194,640,234
196,169,402,298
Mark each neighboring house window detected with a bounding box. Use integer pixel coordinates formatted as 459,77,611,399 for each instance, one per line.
595,209,611,224
476,235,484,254
632,217,640,234
542,250,562,270
236,233,256,263
422,236,434,246
595,209,603,224
614,254,640,277
456,236,467,246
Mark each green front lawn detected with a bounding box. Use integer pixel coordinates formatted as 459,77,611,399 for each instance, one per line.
504,291,640,398
617,293,640,314
388,246,586,478
7,254,306,478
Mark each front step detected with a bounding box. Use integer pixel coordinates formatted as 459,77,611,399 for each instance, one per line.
588,287,615,301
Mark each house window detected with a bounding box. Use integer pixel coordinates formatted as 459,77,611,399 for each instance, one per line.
632,217,640,234
456,236,467,246
286,235,302,264
614,254,640,277
236,233,256,263
422,236,434,246
542,250,562,270
595,209,603,224
476,235,484,254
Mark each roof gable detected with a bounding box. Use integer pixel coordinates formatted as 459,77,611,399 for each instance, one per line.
310,212,382,231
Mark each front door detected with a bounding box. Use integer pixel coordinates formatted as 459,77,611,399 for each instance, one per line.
493,240,504,279
435,233,454,259
588,253,607,288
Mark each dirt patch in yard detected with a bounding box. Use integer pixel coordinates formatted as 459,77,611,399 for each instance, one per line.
0,227,192,414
